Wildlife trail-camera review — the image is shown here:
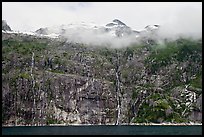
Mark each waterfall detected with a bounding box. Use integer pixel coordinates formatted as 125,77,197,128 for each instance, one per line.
38,81,42,126
30,52,35,125
115,51,121,125
30,52,35,77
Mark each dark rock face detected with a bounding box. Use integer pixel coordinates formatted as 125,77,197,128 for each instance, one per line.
2,29,202,125
106,23,117,27
2,20,12,31
188,95,202,122
113,19,127,26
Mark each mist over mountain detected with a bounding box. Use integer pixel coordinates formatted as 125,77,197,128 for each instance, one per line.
10,18,191,48
3,2,201,40
32,19,163,48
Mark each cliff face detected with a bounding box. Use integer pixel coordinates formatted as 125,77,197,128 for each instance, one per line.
2,20,12,31
2,32,202,126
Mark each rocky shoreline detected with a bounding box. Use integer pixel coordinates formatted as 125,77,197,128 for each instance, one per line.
3,122,202,127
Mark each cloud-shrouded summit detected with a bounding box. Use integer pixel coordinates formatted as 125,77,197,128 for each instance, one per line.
2,2,202,46
32,19,161,47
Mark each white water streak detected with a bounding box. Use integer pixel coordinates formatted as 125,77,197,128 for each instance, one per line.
115,52,121,125
30,52,35,125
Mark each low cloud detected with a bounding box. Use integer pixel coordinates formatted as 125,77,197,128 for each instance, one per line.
2,2,202,47
54,26,139,48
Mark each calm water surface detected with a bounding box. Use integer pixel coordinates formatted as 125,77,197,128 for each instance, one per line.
2,125,202,135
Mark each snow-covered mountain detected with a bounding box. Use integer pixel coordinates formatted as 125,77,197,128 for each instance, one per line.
2,19,160,41
34,19,160,39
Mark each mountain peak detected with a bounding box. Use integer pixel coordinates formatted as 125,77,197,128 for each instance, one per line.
2,20,12,31
144,24,160,31
105,19,127,28
112,19,126,26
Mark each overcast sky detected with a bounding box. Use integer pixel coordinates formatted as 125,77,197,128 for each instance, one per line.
2,2,202,38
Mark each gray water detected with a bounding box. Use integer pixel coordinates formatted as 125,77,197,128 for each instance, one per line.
2,125,202,135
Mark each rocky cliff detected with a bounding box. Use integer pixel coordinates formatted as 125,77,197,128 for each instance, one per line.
2,24,202,126
2,20,12,31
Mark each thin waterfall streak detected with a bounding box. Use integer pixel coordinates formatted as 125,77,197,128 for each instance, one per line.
115,51,121,125
30,52,35,125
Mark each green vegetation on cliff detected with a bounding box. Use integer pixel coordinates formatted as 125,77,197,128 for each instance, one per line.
2,32,202,125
